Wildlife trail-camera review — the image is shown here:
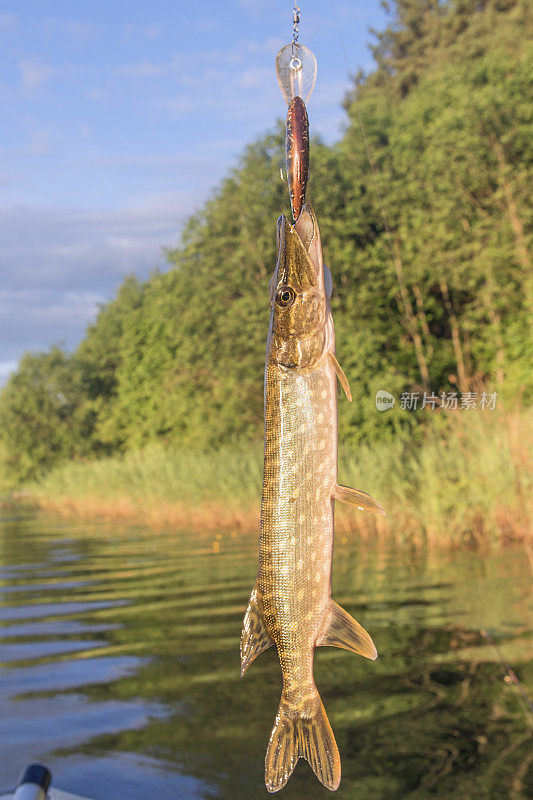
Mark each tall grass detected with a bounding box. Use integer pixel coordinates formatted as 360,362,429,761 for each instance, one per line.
27,409,532,548
28,444,264,530
338,409,532,546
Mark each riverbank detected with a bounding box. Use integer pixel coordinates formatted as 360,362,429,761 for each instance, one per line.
15,409,532,548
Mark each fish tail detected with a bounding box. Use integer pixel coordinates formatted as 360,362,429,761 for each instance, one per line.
265,688,340,793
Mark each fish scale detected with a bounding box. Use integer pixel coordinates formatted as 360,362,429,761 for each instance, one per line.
240,204,385,793
260,363,335,707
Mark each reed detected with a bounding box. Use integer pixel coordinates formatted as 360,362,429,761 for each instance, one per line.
24,409,532,548
337,409,532,547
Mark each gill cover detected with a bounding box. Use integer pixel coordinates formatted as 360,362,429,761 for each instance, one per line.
270,204,327,369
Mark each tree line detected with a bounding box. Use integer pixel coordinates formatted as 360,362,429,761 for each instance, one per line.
1,0,531,486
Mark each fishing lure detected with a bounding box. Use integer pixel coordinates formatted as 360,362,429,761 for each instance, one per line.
286,96,309,221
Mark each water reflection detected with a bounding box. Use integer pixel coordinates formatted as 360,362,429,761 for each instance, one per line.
0,514,531,799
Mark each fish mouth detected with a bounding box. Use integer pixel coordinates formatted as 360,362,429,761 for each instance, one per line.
275,204,322,292
294,203,323,269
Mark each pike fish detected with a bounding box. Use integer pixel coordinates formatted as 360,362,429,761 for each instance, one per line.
240,204,384,792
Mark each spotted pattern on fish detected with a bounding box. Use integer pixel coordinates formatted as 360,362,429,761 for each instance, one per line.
240,204,383,793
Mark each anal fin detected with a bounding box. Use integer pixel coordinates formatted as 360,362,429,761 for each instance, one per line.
318,600,377,661
240,584,273,676
328,353,352,401
334,483,385,516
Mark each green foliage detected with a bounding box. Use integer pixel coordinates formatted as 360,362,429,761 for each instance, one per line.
76,275,145,449
1,0,531,485
0,347,96,486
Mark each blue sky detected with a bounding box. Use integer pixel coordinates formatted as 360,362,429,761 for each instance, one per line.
0,0,387,383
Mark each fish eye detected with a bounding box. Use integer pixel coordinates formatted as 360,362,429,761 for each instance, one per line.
276,287,296,308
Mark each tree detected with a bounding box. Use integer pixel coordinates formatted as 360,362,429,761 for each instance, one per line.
0,348,95,484
0,0,530,484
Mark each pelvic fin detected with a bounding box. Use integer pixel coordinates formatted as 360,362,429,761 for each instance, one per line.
333,483,385,515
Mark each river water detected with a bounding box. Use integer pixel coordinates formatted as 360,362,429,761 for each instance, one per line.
0,513,531,799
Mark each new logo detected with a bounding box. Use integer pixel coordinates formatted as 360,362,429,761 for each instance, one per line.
375,390,395,411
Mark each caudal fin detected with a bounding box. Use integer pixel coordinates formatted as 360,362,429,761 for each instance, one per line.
265,689,340,793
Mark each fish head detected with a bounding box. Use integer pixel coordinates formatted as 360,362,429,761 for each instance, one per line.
268,204,331,369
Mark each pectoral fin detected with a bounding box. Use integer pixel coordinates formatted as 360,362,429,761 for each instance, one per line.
240,584,274,676
328,352,352,401
318,600,377,660
334,483,385,516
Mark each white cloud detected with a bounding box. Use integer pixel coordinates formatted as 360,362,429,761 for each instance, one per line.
86,85,111,101
19,60,54,91
26,128,56,156
0,198,193,363
0,288,104,371
165,95,196,116
0,360,18,384
237,66,272,89
0,200,188,289
116,59,179,78
238,0,273,18
115,37,279,83
43,19,96,41
193,17,220,34
121,22,165,41
242,36,284,55
0,288,103,327
145,24,164,40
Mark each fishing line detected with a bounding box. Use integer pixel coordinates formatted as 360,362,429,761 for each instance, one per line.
330,0,434,394
329,0,400,262
290,0,394,239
